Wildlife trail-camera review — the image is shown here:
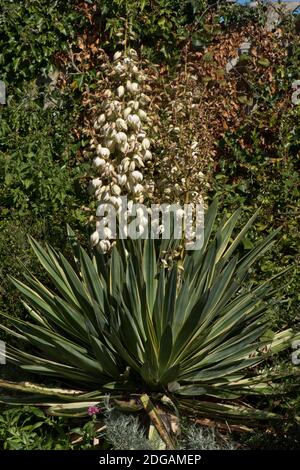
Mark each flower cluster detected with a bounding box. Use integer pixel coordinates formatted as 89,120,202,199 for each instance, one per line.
144,52,212,208
87,405,102,416
88,49,153,252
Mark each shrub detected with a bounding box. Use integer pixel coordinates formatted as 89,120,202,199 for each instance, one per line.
180,424,235,450
0,202,298,424
104,412,151,450
0,406,72,450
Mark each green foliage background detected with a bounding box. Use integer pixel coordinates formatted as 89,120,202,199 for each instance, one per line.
0,0,91,330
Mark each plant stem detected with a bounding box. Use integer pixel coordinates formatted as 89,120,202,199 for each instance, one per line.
140,393,175,450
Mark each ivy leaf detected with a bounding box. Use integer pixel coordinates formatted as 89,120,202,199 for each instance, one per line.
258,58,270,67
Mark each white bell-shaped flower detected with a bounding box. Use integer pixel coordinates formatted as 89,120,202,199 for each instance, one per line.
90,230,100,247
127,114,141,130
117,85,125,98
143,150,152,160
115,132,127,144
93,157,106,169
123,107,132,119
141,138,150,150
96,145,110,158
132,154,144,167
109,196,122,208
129,161,136,171
106,139,116,152
116,118,128,131
100,191,111,202
117,174,127,186
102,227,113,239
89,178,102,191
111,184,121,196
98,239,111,253
126,80,133,92
131,170,143,183
103,89,112,98
133,183,144,194
97,114,106,125
120,157,130,172
119,142,129,154
128,100,139,111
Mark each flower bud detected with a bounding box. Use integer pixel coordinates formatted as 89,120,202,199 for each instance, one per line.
115,63,124,74
106,108,113,119
97,114,106,125
128,48,138,58
138,109,147,121
131,82,139,93
112,100,121,111
103,89,112,98
95,188,102,199
129,161,136,171
127,134,136,143
113,51,122,61
104,163,115,177
101,123,111,136
126,80,132,92
123,107,132,119
140,93,151,105
117,85,125,98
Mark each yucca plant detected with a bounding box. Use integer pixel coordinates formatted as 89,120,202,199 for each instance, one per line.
0,201,299,424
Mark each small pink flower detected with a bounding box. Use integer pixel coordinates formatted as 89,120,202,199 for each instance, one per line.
88,405,101,416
